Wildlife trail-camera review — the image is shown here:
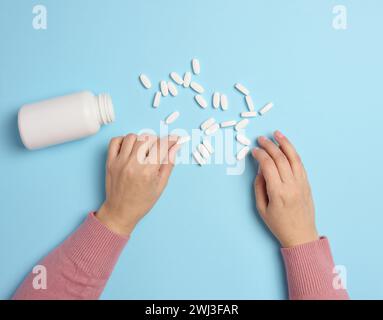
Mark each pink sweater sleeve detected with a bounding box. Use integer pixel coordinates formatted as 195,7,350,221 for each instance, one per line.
281,237,349,300
13,213,128,300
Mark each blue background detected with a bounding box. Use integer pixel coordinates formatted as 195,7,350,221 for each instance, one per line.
1,0,382,299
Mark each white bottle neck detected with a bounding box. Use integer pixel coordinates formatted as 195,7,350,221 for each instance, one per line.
96,94,115,125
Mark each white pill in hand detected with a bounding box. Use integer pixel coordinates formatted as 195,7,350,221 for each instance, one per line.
236,134,251,146
200,118,216,130
177,135,191,145
212,92,220,109
165,111,180,125
205,123,219,135
139,74,152,89
234,83,250,96
170,72,184,85
192,58,201,75
245,95,255,111
241,111,258,118
183,72,192,88
237,146,250,160
160,81,169,96
259,102,273,115
153,92,161,108
193,150,206,166
235,119,249,131
202,138,214,154
221,94,228,110
167,81,178,96
220,120,237,128
195,95,207,109
198,143,210,159
190,81,204,94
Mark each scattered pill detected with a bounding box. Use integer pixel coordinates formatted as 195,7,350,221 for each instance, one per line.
160,81,169,96
167,81,178,96
177,135,191,145
236,134,251,146
220,120,237,128
139,74,152,89
235,119,249,131
212,92,220,109
193,150,206,166
165,111,180,125
198,143,210,159
237,146,250,160
245,95,255,111
202,138,214,154
235,83,250,96
183,72,192,88
241,111,258,118
195,95,207,109
190,81,204,94
170,72,184,85
259,102,273,115
192,58,201,75
205,123,220,135
153,92,161,108
221,94,228,111
200,118,216,131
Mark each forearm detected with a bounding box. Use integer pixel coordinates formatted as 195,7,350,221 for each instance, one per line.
13,213,128,300
281,237,349,300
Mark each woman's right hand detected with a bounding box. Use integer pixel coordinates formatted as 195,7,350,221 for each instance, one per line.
252,131,319,248
96,134,180,236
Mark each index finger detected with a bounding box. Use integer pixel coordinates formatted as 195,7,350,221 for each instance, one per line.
147,135,179,168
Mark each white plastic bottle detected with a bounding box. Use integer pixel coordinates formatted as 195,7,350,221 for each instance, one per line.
18,91,115,150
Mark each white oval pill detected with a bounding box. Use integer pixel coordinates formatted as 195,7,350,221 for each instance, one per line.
259,102,274,115
139,74,152,89
195,95,207,109
221,94,228,110
165,111,180,125
170,72,184,85
192,58,201,75
245,95,255,111
190,81,204,94
167,81,178,96
235,119,249,131
220,120,237,128
241,111,258,118
153,92,161,108
160,81,169,96
177,135,191,145
200,118,216,131
202,138,214,154
234,83,250,96
193,150,206,166
236,134,251,146
183,72,192,88
237,146,250,160
205,123,219,135
198,144,210,159
213,92,220,109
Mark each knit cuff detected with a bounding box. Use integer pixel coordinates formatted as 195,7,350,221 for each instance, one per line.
281,237,348,300
62,213,129,279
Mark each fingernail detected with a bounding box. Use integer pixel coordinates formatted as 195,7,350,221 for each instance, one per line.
275,130,284,139
252,147,259,158
258,136,267,142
